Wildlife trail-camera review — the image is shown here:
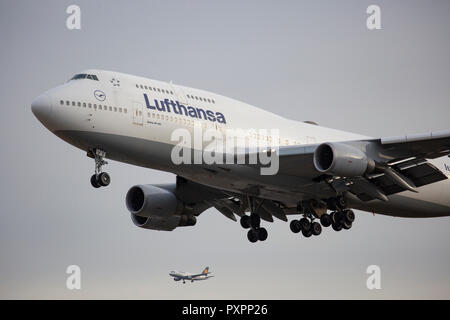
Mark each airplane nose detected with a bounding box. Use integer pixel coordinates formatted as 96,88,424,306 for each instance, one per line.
31,93,52,123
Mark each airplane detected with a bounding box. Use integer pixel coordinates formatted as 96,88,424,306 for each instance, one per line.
169,267,213,283
31,69,450,243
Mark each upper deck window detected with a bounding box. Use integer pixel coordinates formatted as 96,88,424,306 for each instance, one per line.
71,73,99,81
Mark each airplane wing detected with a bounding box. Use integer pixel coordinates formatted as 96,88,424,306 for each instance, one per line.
275,129,450,202
378,130,450,160
167,130,450,225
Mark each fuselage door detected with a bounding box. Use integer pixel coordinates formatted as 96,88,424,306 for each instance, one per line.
132,101,143,125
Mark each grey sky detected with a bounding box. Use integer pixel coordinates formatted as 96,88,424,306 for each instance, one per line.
0,0,449,299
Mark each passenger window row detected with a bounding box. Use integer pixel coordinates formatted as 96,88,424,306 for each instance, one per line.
60,100,128,114
186,94,215,104
136,84,174,95
147,112,224,129
136,83,216,104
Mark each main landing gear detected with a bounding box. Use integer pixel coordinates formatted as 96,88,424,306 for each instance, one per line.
240,198,268,243
89,148,111,188
240,213,268,243
290,197,355,238
289,218,322,237
329,209,355,231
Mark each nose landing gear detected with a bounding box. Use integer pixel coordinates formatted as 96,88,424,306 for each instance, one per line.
88,148,111,188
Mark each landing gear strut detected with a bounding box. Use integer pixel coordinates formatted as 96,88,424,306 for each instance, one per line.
89,148,110,188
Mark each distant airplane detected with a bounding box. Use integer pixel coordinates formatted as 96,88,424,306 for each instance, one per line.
169,267,213,283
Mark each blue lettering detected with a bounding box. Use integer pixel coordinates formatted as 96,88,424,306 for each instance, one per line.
206,110,216,122
144,93,155,110
155,99,166,112
143,94,226,124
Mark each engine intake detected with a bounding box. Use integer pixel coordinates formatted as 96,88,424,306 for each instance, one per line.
126,184,196,231
313,142,375,177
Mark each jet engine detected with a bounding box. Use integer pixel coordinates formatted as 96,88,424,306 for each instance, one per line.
126,184,197,231
313,142,375,177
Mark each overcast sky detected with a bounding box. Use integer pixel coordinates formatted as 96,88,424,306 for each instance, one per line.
0,0,449,299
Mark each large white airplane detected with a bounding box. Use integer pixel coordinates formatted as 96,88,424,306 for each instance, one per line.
169,267,213,283
31,69,450,243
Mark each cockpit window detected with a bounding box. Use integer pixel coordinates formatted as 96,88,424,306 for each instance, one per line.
71,74,86,80
71,73,99,81
86,74,99,80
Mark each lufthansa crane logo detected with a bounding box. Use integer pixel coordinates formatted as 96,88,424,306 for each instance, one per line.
94,90,106,101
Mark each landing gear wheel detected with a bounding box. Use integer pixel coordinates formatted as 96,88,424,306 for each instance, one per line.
302,228,312,237
342,221,352,230
250,214,261,229
240,215,251,229
342,209,355,223
311,222,322,236
90,174,101,188
330,211,342,224
98,172,111,187
332,222,343,232
247,229,259,243
290,220,301,233
257,227,268,241
320,214,332,227
299,218,311,232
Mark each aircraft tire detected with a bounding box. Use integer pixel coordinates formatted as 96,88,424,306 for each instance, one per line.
247,229,259,243
332,222,342,232
240,215,251,229
311,222,322,236
299,218,310,232
320,214,332,227
302,228,312,237
342,209,355,223
257,227,268,241
98,172,111,187
331,211,343,224
342,221,352,230
290,220,301,233
90,174,101,188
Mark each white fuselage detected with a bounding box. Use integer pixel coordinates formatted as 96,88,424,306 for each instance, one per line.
31,69,450,218
169,271,211,282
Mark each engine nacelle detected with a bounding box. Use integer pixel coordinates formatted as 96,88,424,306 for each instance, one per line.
126,184,196,231
313,142,375,177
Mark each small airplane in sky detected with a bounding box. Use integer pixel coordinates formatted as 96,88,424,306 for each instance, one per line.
169,267,213,283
